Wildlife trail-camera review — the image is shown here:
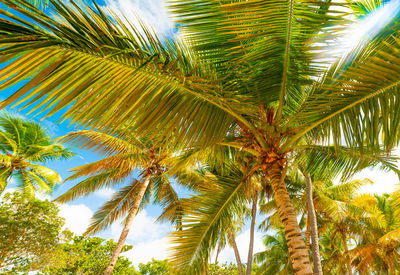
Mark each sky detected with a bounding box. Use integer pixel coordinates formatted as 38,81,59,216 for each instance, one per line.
2,0,400,268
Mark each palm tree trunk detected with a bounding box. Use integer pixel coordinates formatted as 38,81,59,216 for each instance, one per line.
228,227,244,275
305,213,311,249
215,241,222,263
268,162,313,275
246,197,257,275
342,233,352,275
104,176,151,275
305,174,322,275
389,261,396,275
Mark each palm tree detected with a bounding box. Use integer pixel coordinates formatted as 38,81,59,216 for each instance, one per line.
2,0,400,273
0,113,72,196
348,193,400,274
258,164,384,274
55,130,182,275
254,229,293,275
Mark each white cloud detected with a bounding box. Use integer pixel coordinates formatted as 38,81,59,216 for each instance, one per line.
111,209,170,243
123,237,171,266
40,119,60,137
351,168,399,195
94,187,116,200
0,188,16,200
110,209,172,265
58,203,93,235
217,228,265,264
103,0,175,36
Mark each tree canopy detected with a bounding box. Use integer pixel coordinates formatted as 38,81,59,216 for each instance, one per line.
0,192,67,272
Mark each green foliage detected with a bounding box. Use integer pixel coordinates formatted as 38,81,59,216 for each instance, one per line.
0,192,67,272
208,262,241,275
138,259,245,275
254,229,293,275
0,113,73,196
139,258,174,275
39,236,139,275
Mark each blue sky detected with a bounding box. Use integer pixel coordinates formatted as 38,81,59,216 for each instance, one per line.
2,0,400,267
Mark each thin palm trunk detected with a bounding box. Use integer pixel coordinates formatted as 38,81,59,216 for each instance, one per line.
342,233,352,275
268,162,313,275
246,197,257,275
215,241,223,263
389,260,395,275
305,213,311,249
228,227,244,275
305,174,323,275
104,176,151,275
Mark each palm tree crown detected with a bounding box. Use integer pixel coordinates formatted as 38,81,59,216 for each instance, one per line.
0,113,73,196
55,130,189,274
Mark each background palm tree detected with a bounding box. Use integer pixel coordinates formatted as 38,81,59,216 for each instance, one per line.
3,0,400,273
55,130,184,275
0,113,72,196
254,229,293,275
344,193,400,274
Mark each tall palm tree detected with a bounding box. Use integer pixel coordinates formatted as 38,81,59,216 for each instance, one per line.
55,130,182,275
2,0,400,273
0,113,72,196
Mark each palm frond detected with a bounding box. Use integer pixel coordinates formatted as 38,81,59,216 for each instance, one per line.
168,164,248,274
0,0,244,148
55,169,127,203
290,32,400,150
296,145,400,181
65,154,141,180
59,130,143,156
84,179,146,235
29,164,62,187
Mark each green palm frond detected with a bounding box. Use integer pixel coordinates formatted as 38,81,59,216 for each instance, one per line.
65,154,142,180
0,166,11,193
29,164,62,187
25,170,52,192
25,144,74,162
255,229,292,275
0,0,245,148
170,0,348,110
16,170,36,196
152,175,178,207
55,169,126,203
348,0,386,17
59,130,144,156
168,163,248,274
296,145,400,181
290,33,400,150
85,179,145,235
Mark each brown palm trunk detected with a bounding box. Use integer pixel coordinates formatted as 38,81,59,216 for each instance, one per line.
305,174,323,275
389,260,396,275
104,176,151,275
246,197,257,275
228,227,244,275
268,162,313,275
342,233,352,275
305,213,311,249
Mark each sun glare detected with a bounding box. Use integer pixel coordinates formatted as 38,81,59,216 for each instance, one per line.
321,0,400,66
344,0,400,50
